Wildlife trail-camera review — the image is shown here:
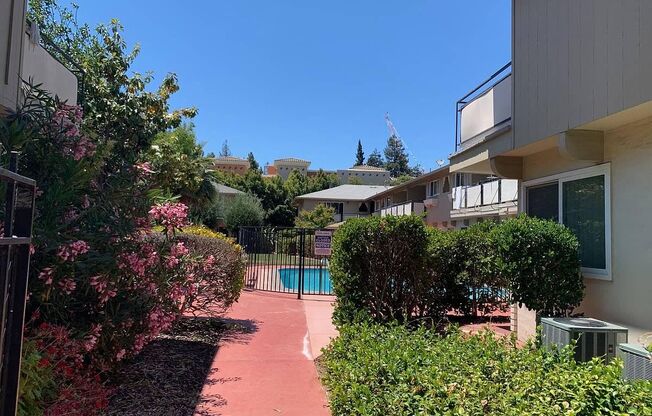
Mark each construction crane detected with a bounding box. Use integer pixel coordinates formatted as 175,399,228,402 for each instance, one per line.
385,112,400,138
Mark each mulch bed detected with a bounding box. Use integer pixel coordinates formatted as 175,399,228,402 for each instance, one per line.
106,316,256,416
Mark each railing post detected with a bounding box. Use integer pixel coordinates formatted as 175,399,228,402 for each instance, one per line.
297,229,305,300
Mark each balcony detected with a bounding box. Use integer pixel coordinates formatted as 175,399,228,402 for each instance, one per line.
379,201,425,218
451,179,518,218
21,24,81,105
454,63,512,154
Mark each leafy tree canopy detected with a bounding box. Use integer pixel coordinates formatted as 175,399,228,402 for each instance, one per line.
383,135,410,177
366,149,384,168
247,151,260,172
219,140,231,157
296,204,336,228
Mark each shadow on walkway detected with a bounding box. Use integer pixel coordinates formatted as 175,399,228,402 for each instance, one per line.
107,316,259,416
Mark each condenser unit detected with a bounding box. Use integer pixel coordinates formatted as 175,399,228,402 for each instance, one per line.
541,317,628,363
619,343,652,381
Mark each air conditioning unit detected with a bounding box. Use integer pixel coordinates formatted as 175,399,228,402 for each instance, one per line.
619,343,652,380
541,317,628,363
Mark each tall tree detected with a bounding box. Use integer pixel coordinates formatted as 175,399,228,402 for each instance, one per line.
355,140,365,166
247,151,260,171
366,148,384,168
383,135,410,177
219,140,231,157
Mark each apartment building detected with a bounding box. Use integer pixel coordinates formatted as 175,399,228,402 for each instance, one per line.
450,0,652,344
212,156,250,176
337,165,390,185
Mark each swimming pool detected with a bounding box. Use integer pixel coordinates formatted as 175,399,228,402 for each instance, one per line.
278,267,333,294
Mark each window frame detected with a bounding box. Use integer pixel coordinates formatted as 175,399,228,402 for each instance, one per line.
427,180,439,198
521,163,611,280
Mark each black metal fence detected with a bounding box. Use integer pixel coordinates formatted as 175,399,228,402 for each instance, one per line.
0,152,36,415
238,227,334,298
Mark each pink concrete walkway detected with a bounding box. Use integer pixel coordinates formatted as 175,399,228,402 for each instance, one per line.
195,291,334,416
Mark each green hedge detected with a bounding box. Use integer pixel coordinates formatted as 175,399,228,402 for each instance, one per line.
330,216,461,324
493,215,584,316
322,322,652,416
330,215,584,325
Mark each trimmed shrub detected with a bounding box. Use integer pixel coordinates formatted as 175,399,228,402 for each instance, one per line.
224,194,265,232
445,221,508,315
330,216,447,325
322,322,652,416
492,215,584,316
177,231,246,315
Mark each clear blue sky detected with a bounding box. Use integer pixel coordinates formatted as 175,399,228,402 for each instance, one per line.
74,1,511,171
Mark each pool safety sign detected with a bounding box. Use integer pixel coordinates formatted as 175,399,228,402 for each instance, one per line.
314,230,333,256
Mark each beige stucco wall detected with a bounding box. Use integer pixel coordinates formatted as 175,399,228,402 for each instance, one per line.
22,33,78,105
424,192,451,228
516,116,652,343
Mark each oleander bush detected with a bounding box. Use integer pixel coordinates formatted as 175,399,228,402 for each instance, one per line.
330,215,583,325
322,322,652,416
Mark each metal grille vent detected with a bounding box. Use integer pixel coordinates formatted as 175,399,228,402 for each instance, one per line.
620,344,652,381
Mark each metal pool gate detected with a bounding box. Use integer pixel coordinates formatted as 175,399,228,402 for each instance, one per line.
0,152,37,415
238,227,334,298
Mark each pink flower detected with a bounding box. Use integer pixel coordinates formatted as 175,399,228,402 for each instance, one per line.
58,278,76,294
116,349,126,361
148,202,188,234
57,240,89,262
38,267,54,285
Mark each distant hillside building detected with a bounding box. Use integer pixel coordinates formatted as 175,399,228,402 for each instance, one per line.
337,165,390,185
271,158,311,180
212,156,250,176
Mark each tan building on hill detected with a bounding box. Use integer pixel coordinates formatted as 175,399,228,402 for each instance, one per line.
272,158,311,180
450,0,652,345
337,165,390,185
212,156,250,176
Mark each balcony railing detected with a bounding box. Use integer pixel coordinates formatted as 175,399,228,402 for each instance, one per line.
380,201,425,218
455,62,512,152
22,23,84,105
452,179,518,210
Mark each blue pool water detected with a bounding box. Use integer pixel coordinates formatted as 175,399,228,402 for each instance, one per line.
278,268,333,294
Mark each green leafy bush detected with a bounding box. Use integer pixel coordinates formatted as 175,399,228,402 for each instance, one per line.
444,221,508,315
295,203,335,228
330,216,451,325
224,194,265,232
177,231,246,314
493,215,584,316
322,322,652,416
330,215,582,324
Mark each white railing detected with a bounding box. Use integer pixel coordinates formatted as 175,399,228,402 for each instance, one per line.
452,179,518,210
380,201,425,217
460,74,512,145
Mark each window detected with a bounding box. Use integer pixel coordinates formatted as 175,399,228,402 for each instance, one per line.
523,164,611,279
325,202,343,215
427,180,439,197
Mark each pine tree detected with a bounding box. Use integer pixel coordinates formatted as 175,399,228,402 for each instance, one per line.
383,135,410,177
247,151,260,171
219,140,231,157
355,140,365,166
366,148,384,168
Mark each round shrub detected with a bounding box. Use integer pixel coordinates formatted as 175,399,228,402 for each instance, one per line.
224,194,265,233
177,231,246,315
492,215,584,316
330,215,447,325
